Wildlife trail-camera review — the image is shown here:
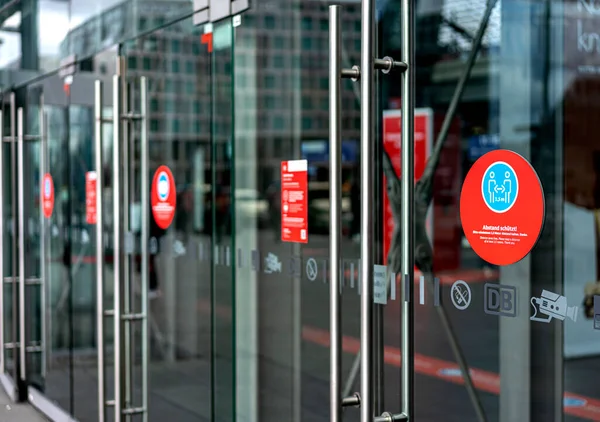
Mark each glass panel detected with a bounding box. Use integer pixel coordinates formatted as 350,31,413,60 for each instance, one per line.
0,97,19,384
20,64,116,421
23,88,45,394
231,2,361,421
121,13,216,422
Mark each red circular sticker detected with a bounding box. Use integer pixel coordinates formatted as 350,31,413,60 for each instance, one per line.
460,150,545,266
41,173,54,219
151,165,176,230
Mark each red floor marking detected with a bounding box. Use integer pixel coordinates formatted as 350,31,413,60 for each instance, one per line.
197,300,600,421
303,325,600,421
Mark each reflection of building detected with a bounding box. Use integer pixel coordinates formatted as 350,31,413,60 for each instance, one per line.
57,1,365,193
55,0,501,195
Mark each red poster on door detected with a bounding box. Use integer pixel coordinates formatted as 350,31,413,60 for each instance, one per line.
151,165,177,230
86,171,97,224
281,159,308,243
382,109,433,262
460,149,545,266
41,173,54,219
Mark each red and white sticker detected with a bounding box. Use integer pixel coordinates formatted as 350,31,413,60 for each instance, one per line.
281,159,308,243
86,171,97,224
460,149,545,266
151,165,176,230
41,173,54,219
382,108,433,261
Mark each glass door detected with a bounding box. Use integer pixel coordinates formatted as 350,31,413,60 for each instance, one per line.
0,92,25,402
21,64,117,421
99,10,220,420
226,0,600,422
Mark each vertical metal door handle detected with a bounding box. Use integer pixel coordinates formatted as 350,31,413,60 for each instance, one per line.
139,76,149,422
39,97,48,379
17,107,26,382
112,73,123,422
95,80,106,422
0,111,4,375
329,5,342,422
400,0,415,418
360,0,375,420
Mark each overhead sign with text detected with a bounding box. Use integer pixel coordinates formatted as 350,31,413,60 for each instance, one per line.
460,149,545,266
281,159,308,243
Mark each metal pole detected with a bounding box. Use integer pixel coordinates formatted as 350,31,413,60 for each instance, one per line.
95,80,106,422
39,97,47,379
360,0,375,420
10,93,18,386
329,6,342,422
17,107,25,383
113,71,123,422
400,0,415,417
121,68,132,422
140,76,149,422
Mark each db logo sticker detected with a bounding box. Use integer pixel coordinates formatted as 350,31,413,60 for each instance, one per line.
41,173,54,219
151,165,176,229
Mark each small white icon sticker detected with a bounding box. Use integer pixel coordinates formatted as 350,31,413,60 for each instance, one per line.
450,280,471,311
264,253,282,274
530,290,578,323
306,258,318,281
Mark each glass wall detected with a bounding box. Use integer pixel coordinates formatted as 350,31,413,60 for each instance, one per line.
2,0,600,421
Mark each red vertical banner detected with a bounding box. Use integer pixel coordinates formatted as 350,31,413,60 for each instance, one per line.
281,159,308,243
382,108,433,263
432,113,462,272
86,171,97,224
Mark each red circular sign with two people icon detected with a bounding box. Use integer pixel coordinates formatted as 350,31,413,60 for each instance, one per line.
41,173,54,219
460,149,545,266
151,165,176,230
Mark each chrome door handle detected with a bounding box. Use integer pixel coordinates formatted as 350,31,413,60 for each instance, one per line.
112,71,124,422
0,106,4,376
329,6,342,421
17,107,26,383
38,97,48,380
399,0,415,419
329,5,362,420
139,75,149,422
95,79,107,422
330,0,413,420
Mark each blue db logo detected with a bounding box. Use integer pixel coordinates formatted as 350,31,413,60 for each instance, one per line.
481,161,519,213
